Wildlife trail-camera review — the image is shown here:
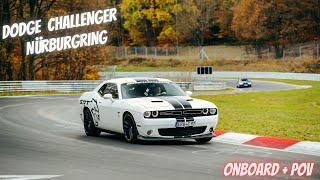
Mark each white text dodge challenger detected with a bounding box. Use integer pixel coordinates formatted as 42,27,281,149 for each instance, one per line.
79,78,218,143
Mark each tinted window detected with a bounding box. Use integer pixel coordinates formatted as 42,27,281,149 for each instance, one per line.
121,82,185,99
98,83,119,99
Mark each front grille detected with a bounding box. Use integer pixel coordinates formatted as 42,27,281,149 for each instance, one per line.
158,126,207,137
159,110,183,116
146,108,217,118
157,109,210,118
183,109,203,115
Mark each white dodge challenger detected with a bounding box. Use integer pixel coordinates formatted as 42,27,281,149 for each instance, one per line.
79,78,218,143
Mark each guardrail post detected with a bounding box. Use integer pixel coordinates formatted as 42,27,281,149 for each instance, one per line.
317,44,319,58
124,47,128,57
116,47,120,57
145,47,148,57
282,49,285,60
154,47,157,56
176,46,179,57
166,48,168,56
135,47,137,56
299,46,302,58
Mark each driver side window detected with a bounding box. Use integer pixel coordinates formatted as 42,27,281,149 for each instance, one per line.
98,83,119,99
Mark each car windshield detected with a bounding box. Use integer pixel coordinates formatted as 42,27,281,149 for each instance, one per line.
121,82,185,99
241,78,248,81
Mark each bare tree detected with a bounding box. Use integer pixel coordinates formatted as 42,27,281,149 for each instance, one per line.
0,0,17,80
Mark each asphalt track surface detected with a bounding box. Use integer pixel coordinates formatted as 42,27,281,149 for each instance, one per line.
223,79,306,91
0,95,319,180
193,79,309,95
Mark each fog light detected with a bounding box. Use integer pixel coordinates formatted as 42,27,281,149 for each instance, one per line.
209,127,214,132
147,130,153,135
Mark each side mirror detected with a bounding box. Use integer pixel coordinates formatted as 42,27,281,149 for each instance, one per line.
103,93,114,101
185,91,193,96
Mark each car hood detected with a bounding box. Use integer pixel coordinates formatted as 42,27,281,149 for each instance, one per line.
240,80,251,83
123,96,216,110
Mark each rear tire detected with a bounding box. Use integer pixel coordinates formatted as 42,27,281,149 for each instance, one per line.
83,108,101,137
195,137,212,144
123,113,139,143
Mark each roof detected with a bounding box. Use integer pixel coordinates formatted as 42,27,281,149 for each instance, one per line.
103,77,172,84
94,77,173,92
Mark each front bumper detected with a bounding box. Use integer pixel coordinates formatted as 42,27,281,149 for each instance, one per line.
238,84,251,88
137,133,213,141
136,115,218,140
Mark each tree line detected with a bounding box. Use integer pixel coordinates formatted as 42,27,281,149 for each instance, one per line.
120,0,320,57
0,0,118,81
0,0,319,81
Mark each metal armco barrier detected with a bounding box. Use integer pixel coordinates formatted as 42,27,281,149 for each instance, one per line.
0,81,102,92
0,81,198,92
193,82,226,91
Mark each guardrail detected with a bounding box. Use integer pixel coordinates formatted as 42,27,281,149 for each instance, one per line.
0,80,211,92
113,72,320,81
0,81,102,92
193,82,226,91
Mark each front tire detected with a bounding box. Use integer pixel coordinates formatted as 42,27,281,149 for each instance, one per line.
195,137,212,144
83,108,101,137
123,113,139,143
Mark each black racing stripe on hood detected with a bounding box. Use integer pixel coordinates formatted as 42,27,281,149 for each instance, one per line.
156,97,183,110
175,97,192,109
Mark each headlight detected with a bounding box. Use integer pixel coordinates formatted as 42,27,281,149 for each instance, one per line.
151,111,158,117
209,108,217,115
202,108,209,115
144,111,151,118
